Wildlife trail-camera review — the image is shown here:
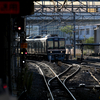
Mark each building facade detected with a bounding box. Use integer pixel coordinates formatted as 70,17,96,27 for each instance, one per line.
26,24,96,45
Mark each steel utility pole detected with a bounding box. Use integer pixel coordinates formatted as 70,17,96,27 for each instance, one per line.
73,12,76,58
72,1,76,58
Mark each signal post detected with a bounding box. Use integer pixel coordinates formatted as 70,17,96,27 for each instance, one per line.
20,32,27,68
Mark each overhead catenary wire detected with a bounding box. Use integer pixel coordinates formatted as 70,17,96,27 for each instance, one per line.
26,0,100,37
27,1,65,34
52,0,68,11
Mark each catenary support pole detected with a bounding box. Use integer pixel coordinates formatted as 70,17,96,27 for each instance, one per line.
72,1,76,58
73,12,76,58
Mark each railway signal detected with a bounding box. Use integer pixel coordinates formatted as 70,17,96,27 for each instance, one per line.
18,27,21,31
20,48,27,68
20,36,27,68
14,17,24,33
17,17,24,33
21,48,27,55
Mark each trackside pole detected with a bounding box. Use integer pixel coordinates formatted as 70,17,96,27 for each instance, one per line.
73,12,76,58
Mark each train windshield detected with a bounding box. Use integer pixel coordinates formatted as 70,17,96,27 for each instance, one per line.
54,38,58,49
59,38,65,49
54,41,58,49
47,38,53,49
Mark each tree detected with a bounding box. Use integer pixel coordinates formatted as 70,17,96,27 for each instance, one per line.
83,37,94,49
85,37,94,44
60,25,73,34
59,25,73,44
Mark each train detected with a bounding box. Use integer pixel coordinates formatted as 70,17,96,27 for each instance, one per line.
26,34,66,61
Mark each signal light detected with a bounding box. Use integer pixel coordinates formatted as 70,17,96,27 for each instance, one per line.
23,61,25,63
18,27,21,30
14,17,24,33
25,52,27,54
21,49,27,55
21,52,23,54
3,84,7,89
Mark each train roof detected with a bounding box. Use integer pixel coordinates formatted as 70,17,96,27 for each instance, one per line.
16,34,65,42
26,37,47,41
26,35,65,42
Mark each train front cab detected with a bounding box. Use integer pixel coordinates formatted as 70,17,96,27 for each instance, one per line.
47,38,65,61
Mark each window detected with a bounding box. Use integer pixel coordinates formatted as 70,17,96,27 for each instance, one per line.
48,41,53,49
39,42,41,48
80,29,84,35
28,43,31,48
86,29,89,35
34,42,36,48
59,38,65,49
76,29,79,35
54,41,58,49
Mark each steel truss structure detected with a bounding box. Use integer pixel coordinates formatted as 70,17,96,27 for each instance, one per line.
26,1,100,35
26,0,100,57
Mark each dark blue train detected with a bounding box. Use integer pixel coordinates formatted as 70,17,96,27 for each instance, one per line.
26,34,66,61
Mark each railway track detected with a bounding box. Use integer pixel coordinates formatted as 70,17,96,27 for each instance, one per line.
31,61,81,100
26,60,100,100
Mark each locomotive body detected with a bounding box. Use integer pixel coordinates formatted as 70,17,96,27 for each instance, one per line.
26,35,66,61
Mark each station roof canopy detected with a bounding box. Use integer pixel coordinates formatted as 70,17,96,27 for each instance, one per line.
26,1,100,26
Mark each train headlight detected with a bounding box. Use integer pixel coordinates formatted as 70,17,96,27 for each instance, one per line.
50,51,52,53
61,51,62,53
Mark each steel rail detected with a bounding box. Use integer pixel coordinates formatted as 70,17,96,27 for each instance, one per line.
89,71,100,85
48,66,72,85
41,62,77,100
27,60,79,100
35,64,54,100
63,64,81,84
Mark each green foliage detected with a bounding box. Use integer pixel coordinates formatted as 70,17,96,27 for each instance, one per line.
59,25,73,44
85,37,94,44
60,25,73,34
84,37,94,49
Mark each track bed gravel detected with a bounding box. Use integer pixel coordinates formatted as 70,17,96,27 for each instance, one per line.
25,60,100,100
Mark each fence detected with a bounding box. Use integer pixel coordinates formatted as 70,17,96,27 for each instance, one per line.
66,44,100,60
